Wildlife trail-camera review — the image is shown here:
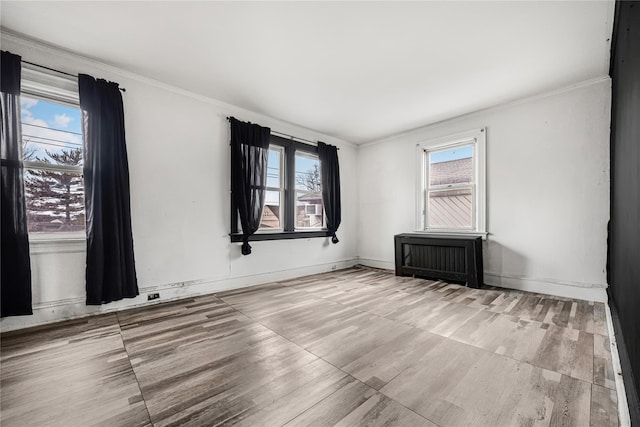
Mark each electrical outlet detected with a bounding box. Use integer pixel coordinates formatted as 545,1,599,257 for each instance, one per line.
147,293,160,301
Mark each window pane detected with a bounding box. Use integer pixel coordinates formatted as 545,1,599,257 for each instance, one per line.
266,148,281,188
260,190,281,229
428,145,473,186
296,190,324,229
24,168,85,233
295,154,324,229
427,188,473,229
21,96,83,165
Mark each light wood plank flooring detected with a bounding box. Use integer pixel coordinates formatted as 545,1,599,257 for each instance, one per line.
1,266,619,426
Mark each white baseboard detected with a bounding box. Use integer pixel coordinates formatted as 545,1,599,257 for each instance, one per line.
604,302,632,426
0,258,358,333
356,258,607,303
2,259,608,332
484,272,608,302
357,257,395,270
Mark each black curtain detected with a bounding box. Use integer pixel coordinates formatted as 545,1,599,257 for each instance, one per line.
230,117,270,255
317,142,341,243
78,74,138,305
1,51,32,317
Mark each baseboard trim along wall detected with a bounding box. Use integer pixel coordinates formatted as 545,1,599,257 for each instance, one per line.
356,258,608,303
0,258,358,333
3,257,608,328
357,258,395,271
605,300,633,426
484,272,608,303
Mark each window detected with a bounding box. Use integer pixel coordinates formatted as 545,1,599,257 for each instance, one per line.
294,152,324,230
20,65,85,235
417,128,486,234
231,135,328,241
260,146,284,229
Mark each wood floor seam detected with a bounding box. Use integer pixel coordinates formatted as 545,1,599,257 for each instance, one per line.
215,293,441,427
393,281,589,372
1,267,618,427
246,272,603,389
114,311,154,426
200,296,357,426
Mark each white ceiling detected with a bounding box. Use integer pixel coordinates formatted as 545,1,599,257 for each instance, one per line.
1,1,614,144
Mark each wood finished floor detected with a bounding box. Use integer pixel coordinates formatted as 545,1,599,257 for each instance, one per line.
1,267,619,427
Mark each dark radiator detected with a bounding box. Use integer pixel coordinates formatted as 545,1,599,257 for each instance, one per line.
394,233,483,288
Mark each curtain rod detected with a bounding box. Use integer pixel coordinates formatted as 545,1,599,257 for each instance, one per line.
22,60,126,92
226,116,338,149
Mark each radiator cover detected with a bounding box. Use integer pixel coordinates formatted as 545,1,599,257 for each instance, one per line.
394,233,483,288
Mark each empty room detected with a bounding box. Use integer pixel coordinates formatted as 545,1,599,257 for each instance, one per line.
1,1,638,426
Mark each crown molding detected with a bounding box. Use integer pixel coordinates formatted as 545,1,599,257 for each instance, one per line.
0,28,356,149
359,75,611,149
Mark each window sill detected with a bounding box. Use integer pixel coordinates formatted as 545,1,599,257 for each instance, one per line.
29,233,86,254
414,230,488,240
29,232,85,242
230,230,330,242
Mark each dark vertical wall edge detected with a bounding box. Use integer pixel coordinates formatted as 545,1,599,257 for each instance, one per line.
609,0,640,423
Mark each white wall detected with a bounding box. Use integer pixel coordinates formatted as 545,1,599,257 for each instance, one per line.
357,78,611,302
1,32,612,332
0,34,358,331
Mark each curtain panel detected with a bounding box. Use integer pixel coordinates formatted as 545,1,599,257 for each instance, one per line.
79,74,138,305
1,50,32,317
230,117,271,255
317,142,341,243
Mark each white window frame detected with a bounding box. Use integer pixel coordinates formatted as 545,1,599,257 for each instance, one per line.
258,144,285,232
21,65,85,243
415,128,486,235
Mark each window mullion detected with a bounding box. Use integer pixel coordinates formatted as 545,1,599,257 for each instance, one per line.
284,145,295,232
23,161,83,174
427,183,474,192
